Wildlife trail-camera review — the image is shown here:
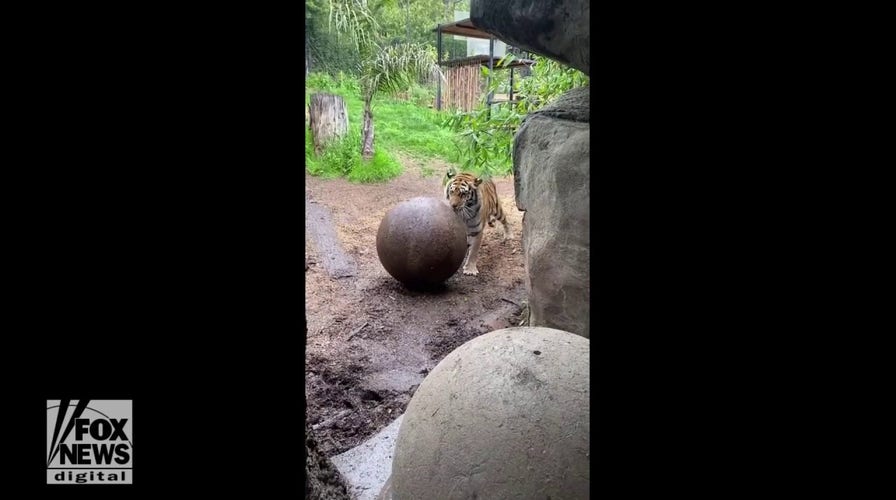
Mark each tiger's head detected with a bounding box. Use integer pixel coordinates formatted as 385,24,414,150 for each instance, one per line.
445,170,482,212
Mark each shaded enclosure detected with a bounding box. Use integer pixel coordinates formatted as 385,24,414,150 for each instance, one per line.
434,18,534,111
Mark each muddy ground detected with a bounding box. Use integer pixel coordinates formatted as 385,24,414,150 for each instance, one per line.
305,155,527,458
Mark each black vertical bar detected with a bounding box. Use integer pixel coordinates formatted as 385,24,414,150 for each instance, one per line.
437,26,443,111
487,38,494,119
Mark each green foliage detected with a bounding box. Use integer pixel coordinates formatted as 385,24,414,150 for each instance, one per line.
306,1,366,76
306,71,361,95
346,149,403,182
441,54,589,178
406,82,435,107
305,128,358,179
370,95,460,162
305,0,465,180
441,105,515,178
372,0,447,46
306,72,460,182
305,126,403,183
307,34,363,76
514,55,589,113
360,42,440,102
306,0,456,78
323,0,378,54
306,72,335,92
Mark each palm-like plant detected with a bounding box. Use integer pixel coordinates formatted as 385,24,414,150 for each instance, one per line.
359,42,441,159
314,0,443,160
325,0,378,54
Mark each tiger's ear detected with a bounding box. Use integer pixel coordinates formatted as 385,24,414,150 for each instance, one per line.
474,178,483,186
446,167,456,179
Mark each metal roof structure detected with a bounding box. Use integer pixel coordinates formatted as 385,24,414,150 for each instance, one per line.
433,18,534,110
433,18,487,39
438,53,534,69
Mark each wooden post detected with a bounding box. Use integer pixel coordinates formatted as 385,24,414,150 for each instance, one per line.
308,93,348,155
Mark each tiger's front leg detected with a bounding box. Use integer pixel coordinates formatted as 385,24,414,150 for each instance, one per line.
462,233,483,276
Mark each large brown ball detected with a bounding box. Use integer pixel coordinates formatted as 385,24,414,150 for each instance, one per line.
376,196,467,289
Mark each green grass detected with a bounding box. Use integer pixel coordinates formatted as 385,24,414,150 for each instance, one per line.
305,127,402,183
305,72,461,183
372,99,461,162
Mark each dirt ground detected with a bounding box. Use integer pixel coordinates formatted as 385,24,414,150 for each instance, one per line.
305,154,527,458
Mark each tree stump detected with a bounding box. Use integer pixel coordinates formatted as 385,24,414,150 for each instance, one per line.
309,93,349,155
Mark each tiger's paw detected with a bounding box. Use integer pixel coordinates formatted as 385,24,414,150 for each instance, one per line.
462,265,479,276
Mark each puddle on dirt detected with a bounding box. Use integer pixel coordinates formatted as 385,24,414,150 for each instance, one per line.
305,165,527,457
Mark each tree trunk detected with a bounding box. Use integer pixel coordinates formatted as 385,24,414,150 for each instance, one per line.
361,97,375,160
309,93,348,155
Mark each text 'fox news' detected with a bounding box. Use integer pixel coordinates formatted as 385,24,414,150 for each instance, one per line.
47,399,133,485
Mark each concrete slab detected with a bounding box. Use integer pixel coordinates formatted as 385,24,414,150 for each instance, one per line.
330,414,403,500
306,196,357,279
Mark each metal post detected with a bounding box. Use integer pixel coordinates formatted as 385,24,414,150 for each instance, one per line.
487,38,494,101
510,67,515,103
487,38,494,119
436,26,443,111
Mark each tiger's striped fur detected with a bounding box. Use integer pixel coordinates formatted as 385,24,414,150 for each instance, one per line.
444,170,510,276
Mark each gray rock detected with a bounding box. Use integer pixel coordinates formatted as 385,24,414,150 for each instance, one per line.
514,86,590,337
331,415,404,500
468,1,592,335
471,0,590,76
391,327,590,499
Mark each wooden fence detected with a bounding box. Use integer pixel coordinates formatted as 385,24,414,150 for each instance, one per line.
441,63,484,112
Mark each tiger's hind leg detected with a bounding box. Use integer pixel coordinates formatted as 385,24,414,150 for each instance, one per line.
494,203,510,242
500,217,510,242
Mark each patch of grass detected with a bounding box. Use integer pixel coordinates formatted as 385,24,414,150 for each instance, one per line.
347,149,402,183
306,71,360,96
306,72,462,183
373,99,461,163
305,126,404,184
305,128,358,179
407,82,435,108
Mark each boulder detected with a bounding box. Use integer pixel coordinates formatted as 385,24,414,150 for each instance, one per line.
470,0,590,76
391,327,590,499
514,86,590,337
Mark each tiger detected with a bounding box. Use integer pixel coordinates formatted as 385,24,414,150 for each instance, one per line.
444,169,510,276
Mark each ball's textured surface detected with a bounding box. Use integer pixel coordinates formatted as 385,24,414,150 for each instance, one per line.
391,327,590,499
376,196,468,289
